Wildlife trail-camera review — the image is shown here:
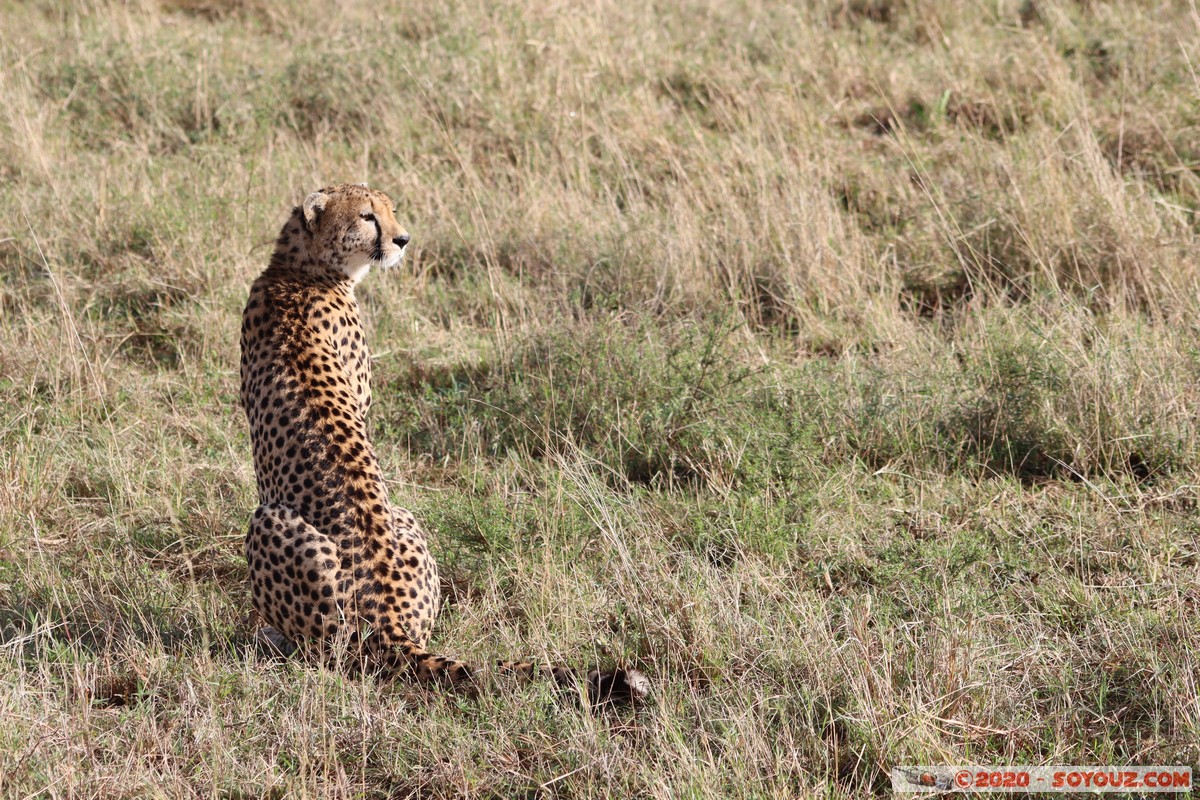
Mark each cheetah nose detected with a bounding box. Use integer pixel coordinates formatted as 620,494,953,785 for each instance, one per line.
394,234,411,248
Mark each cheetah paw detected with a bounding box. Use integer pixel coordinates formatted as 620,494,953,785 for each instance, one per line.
255,626,298,658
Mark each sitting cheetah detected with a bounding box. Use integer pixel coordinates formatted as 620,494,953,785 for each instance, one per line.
240,183,648,704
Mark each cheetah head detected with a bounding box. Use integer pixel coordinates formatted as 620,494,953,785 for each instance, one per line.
299,183,410,284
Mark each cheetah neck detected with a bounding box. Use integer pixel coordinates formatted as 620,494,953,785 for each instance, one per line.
341,255,372,287
267,247,360,290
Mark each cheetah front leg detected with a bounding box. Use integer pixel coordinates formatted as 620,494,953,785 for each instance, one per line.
245,503,350,656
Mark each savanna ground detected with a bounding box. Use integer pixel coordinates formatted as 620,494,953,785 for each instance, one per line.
1,0,1199,796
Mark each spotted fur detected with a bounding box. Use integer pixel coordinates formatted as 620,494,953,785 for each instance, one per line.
240,184,649,705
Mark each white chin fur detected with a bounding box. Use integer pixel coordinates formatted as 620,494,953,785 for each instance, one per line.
342,248,403,284
342,259,372,285
381,247,405,270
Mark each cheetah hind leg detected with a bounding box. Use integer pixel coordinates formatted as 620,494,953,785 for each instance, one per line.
245,503,350,658
246,504,476,686
245,505,647,704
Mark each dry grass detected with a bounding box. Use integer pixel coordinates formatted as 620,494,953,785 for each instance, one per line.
1,0,1199,796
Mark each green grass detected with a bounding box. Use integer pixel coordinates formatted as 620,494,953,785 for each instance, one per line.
1,0,1199,796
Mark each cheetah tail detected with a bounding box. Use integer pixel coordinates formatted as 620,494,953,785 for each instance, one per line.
496,660,652,706
365,636,475,686
365,637,650,706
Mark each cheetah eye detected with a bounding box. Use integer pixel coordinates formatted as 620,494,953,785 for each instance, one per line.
360,212,375,222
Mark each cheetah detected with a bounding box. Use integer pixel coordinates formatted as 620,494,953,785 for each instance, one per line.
240,183,649,705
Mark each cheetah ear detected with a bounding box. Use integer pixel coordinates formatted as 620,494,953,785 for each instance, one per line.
301,191,330,233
